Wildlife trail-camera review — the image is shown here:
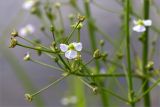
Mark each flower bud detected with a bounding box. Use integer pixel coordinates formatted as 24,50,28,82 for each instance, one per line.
9,38,17,48
23,52,31,61
71,22,83,29
92,87,98,94
116,52,123,60
25,93,32,102
146,61,154,71
11,30,18,37
101,52,108,61
93,49,101,59
77,15,85,22
100,40,105,46
50,25,55,32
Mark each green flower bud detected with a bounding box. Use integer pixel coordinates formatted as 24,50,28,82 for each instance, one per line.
101,52,108,61
93,49,101,59
50,25,55,32
77,15,85,22
9,38,17,48
25,93,32,102
11,30,18,37
116,52,123,60
146,61,154,71
23,52,31,61
100,40,105,46
71,22,83,29
92,87,98,95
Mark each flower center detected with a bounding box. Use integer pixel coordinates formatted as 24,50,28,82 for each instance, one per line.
137,20,144,25
68,44,75,50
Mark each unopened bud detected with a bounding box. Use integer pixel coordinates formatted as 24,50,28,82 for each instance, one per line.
25,93,32,102
9,38,17,48
93,49,101,59
100,40,105,46
146,61,154,71
92,87,98,94
77,15,85,22
11,30,18,37
71,22,83,29
116,52,123,60
50,25,55,32
24,52,31,61
101,52,108,61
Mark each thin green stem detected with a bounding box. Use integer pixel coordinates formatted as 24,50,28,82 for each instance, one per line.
17,43,54,53
78,29,80,42
30,59,64,72
73,73,144,79
125,0,135,106
18,36,49,50
100,88,129,103
58,54,71,70
64,21,81,43
142,0,151,106
135,78,160,103
31,74,69,97
79,77,94,90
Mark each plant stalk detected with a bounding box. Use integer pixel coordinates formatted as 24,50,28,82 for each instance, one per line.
83,0,108,106
142,0,151,106
125,0,135,106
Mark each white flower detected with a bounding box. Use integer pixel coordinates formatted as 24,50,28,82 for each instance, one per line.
60,42,82,59
22,0,39,10
19,24,35,37
61,96,77,106
133,19,152,32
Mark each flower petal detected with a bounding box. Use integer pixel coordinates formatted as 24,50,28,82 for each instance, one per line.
26,24,35,33
143,20,152,26
22,0,34,10
60,44,68,52
65,50,77,59
19,28,27,36
72,42,82,51
133,25,146,32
